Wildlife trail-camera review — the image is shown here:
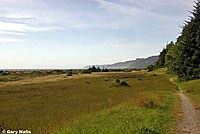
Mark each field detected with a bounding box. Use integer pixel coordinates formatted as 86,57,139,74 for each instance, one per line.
0,69,178,133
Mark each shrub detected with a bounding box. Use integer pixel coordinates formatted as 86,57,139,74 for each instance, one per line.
1,72,9,76
112,79,120,87
120,80,129,86
145,64,154,72
67,72,72,76
144,100,154,109
113,79,129,87
80,70,91,74
115,79,120,83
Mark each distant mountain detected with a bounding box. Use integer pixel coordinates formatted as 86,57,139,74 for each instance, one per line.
84,55,159,69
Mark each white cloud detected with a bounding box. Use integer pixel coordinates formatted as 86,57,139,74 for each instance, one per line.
95,0,193,21
5,14,33,19
0,38,24,43
0,31,27,35
95,0,141,16
0,21,52,33
0,21,26,32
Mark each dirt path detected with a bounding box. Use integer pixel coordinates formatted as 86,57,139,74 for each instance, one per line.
170,78,200,134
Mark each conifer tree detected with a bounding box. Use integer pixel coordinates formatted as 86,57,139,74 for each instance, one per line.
169,0,200,80
155,41,174,68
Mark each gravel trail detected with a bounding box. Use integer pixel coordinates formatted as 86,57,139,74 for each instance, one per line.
170,78,200,134
177,92,200,134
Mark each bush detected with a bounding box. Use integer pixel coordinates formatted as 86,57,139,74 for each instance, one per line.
67,72,72,76
120,80,129,86
80,70,91,74
145,64,154,72
144,100,154,109
1,72,10,76
113,79,129,87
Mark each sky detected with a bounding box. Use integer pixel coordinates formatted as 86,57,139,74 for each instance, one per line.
0,0,195,69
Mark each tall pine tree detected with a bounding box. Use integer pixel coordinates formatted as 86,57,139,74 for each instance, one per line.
155,41,174,68
169,0,200,81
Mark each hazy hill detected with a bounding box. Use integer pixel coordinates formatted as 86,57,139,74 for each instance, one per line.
84,55,159,69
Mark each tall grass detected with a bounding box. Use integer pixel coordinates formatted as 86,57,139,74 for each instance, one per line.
57,91,176,134
0,69,177,133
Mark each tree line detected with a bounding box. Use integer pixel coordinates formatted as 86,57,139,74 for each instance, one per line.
156,0,200,81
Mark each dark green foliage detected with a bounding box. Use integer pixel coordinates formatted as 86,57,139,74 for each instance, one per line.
155,48,167,68
165,45,176,73
109,69,124,72
140,127,159,134
67,72,72,76
101,68,109,72
1,71,10,76
80,70,92,74
120,80,129,86
156,1,200,81
155,41,174,68
145,64,154,72
53,70,66,74
165,1,200,81
88,66,101,72
113,79,129,87
132,68,142,71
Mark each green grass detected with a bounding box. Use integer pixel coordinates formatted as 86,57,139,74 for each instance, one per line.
57,91,176,134
0,69,177,133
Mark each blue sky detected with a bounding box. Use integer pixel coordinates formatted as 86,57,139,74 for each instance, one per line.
0,0,194,69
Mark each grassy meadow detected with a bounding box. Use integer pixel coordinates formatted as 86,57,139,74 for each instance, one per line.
0,69,178,133
57,91,176,134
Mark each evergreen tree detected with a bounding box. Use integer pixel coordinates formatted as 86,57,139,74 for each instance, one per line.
168,0,200,80
155,41,174,68
155,48,167,68
165,44,175,73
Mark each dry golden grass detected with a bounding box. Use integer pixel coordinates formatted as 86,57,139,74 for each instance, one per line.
0,73,102,87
